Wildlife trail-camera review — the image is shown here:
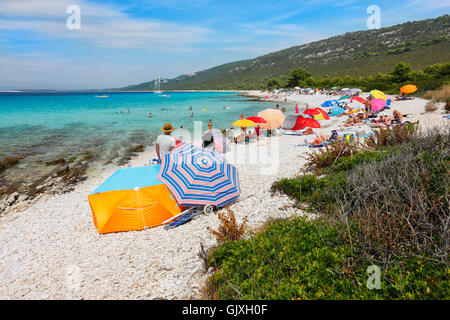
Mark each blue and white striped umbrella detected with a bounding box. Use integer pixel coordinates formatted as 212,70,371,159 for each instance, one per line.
157,144,240,207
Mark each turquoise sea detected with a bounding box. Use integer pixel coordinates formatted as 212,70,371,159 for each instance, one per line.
0,91,277,193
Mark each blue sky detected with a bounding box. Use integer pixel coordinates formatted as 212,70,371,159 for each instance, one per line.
0,0,448,90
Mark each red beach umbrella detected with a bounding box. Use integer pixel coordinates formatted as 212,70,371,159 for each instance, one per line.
351,97,366,104
303,109,320,116
246,116,267,124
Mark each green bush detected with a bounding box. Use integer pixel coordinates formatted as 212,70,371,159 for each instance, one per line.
271,173,346,212
205,218,449,300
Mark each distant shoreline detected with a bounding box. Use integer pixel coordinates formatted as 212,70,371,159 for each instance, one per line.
0,90,249,94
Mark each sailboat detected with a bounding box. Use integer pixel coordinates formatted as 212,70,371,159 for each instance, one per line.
154,76,163,94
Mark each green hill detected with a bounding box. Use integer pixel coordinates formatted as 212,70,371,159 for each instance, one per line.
120,15,450,91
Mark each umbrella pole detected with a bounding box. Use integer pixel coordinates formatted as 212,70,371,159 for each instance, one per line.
135,187,146,230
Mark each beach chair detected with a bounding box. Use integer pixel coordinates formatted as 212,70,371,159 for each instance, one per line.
163,206,212,230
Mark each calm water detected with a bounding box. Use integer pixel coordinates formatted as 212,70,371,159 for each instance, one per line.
0,91,276,192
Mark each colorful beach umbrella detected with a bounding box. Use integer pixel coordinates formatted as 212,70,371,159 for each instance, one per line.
322,100,339,107
313,108,330,120
88,166,182,234
371,90,387,101
350,96,367,104
232,119,257,128
339,96,350,101
400,84,418,94
371,99,387,112
257,108,286,130
246,116,267,124
157,144,240,207
303,109,320,116
299,118,321,129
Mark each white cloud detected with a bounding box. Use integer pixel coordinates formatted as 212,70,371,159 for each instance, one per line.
0,0,211,50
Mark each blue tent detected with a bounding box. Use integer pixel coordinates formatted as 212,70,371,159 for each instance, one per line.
331,105,346,117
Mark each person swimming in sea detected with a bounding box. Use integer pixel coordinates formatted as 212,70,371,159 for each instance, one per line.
189,106,193,110
148,112,153,118
190,112,194,118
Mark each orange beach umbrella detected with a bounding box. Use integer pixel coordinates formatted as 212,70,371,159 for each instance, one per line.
400,84,418,94
88,166,181,234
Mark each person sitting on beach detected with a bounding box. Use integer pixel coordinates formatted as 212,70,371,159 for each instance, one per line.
156,123,176,163
234,127,249,144
392,110,403,124
364,100,372,112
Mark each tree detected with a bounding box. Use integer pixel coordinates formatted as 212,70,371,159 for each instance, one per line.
391,62,412,83
267,78,281,89
287,68,312,87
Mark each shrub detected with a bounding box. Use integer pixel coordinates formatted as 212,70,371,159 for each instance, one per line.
281,128,450,265
304,141,361,172
423,85,450,102
366,123,418,148
207,207,248,243
205,218,448,300
271,173,346,212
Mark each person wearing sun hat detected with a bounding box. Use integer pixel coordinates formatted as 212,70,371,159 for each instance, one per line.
156,123,176,163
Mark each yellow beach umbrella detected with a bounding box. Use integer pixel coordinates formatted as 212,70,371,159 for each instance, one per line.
232,119,257,128
400,84,418,94
371,90,387,101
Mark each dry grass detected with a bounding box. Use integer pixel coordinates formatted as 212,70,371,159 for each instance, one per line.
304,141,362,173
208,206,248,243
366,123,418,148
423,85,450,102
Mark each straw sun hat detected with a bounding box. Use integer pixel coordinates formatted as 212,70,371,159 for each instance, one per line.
161,123,175,133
